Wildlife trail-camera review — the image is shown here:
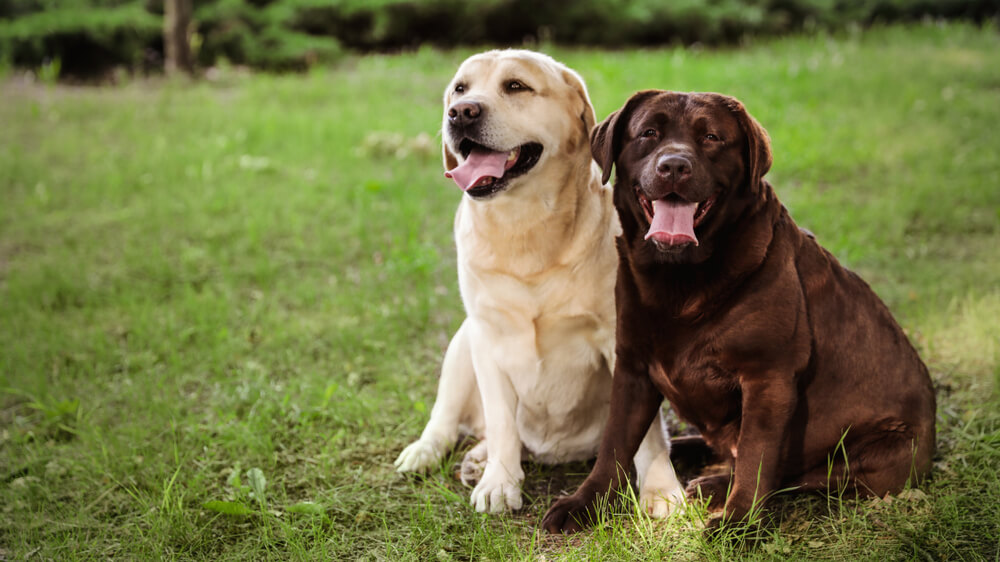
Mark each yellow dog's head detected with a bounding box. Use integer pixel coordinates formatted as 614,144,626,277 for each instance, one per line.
442,50,596,200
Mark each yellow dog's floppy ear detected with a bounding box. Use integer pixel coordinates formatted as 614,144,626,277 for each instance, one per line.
442,77,460,172
442,141,458,172
721,95,772,191
560,68,597,142
591,90,660,185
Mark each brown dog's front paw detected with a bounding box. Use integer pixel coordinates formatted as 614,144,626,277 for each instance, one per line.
542,494,596,534
685,474,731,512
702,509,768,544
702,513,742,543
703,513,725,536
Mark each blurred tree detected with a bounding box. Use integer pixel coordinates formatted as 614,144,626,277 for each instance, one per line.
0,0,995,78
164,0,193,75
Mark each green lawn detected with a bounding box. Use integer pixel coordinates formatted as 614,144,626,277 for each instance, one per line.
2,23,999,560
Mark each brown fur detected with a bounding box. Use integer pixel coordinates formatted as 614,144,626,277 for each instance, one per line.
542,91,936,534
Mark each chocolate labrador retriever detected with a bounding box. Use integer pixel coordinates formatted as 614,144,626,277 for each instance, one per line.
542,91,936,534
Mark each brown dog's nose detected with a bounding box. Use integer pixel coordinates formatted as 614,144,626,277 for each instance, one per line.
656,154,692,183
448,101,483,126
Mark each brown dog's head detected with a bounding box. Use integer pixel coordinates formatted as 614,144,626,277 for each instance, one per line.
592,90,771,263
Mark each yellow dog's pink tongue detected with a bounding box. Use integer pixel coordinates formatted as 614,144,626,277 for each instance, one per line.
445,148,509,191
645,199,699,246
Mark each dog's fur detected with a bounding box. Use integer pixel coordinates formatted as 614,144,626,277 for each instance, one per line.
394,53,684,514
543,91,936,533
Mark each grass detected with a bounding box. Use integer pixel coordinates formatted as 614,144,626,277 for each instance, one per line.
1,22,999,560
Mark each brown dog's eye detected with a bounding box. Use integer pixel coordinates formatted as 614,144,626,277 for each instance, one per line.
641,129,658,138
704,133,722,142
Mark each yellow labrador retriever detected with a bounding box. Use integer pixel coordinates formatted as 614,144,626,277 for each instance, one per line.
394,50,683,514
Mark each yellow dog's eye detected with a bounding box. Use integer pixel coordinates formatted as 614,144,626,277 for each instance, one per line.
455,84,466,93
506,80,527,92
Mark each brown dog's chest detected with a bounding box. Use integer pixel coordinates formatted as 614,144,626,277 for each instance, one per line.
645,336,742,454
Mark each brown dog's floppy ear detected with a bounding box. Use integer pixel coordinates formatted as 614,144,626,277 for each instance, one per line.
723,96,772,190
590,108,621,185
591,90,660,185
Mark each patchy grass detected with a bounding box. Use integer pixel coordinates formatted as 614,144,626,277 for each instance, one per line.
2,22,999,560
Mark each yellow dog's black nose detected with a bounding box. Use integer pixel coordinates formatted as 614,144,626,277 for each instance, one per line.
448,101,483,126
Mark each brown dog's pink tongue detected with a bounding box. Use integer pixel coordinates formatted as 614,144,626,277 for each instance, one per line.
645,199,699,246
445,148,508,191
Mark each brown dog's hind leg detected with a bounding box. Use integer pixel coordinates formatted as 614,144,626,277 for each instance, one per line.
685,472,731,512
849,422,932,497
780,457,854,497
783,422,931,498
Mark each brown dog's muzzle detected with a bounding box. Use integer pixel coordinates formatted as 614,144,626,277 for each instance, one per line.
654,154,692,187
640,146,706,202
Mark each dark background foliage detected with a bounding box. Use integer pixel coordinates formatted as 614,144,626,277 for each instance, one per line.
0,0,997,77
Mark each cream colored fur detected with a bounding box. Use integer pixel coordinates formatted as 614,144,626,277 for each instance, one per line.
394,50,684,515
